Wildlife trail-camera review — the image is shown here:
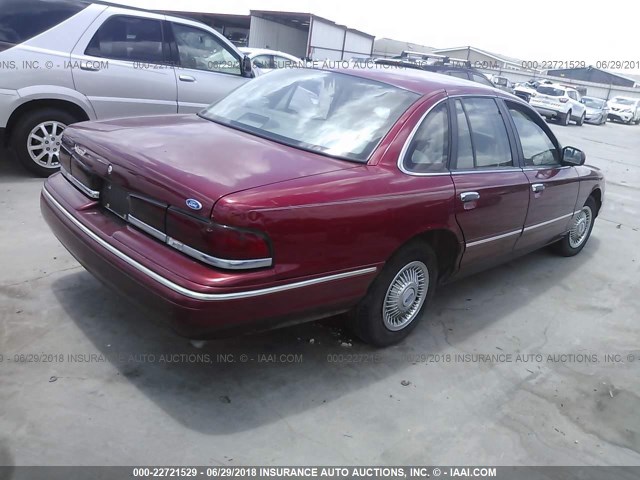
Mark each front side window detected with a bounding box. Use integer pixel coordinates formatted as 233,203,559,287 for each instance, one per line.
85,16,163,63
402,103,449,173
274,55,297,69
252,55,272,69
0,0,87,48
447,71,469,80
457,97,513,169
472,73,494,87
200,69,420,162
172,23,240,75
508,105,560,167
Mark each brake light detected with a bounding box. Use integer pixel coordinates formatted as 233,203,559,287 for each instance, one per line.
166,208,271,265
559,98,569,103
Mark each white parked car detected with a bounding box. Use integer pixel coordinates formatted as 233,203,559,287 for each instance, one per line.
240,48,305,72
607,97,640,125
529,84,587,126
0,0,256,176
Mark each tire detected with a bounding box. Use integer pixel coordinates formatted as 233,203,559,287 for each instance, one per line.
576,112,585,126
560,110,571,126
11,108,79,177
348,241,437,347
553,197,597,257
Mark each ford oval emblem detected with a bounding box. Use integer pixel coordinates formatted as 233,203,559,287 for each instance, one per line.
186,199,202,211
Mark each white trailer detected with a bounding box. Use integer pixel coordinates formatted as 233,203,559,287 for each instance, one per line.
248,11,374,61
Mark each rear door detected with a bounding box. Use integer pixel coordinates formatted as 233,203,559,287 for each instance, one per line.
502,99,580,252
450,97,530,273
167,20,248,113
71,9,178,118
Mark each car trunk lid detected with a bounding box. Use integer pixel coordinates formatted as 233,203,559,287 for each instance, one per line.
60,114,357,219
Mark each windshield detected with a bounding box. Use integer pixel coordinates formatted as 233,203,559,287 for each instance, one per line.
582,97,605,108
611,97,635,106
200,69,420,162
537,86,564,96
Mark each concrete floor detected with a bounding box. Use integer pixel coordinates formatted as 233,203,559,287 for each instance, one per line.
0,120,639,467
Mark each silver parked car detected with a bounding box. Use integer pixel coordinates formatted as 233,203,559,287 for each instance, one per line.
581,96,609,125
0,0,255,176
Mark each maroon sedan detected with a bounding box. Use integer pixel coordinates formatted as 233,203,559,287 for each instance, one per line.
41,67,604,346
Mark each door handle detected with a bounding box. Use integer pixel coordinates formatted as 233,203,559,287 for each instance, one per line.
80,64,100,72
531,183,546,193
460,192,480,203
179,75,196,82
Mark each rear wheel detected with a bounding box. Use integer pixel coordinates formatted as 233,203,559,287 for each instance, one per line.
349,241,437,347
560,110,571,126
11,108,79,177
553,197,597,257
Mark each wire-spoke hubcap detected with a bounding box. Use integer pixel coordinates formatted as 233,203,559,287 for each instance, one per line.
569,207,593,248
383,261,429,331
27,121,66,169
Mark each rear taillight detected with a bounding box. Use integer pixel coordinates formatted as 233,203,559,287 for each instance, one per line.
559,98,569,103
166,208,272,268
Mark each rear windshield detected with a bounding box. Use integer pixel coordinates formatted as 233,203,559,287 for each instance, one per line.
200,69,420,163
0,0,87,47
537,86,565,96
611,97,635,106
582,97,605,108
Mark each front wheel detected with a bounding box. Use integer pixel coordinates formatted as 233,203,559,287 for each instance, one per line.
576,112,585,126
348,241,437,347
553,197,597,257
11,108,79,177
560,110,571,126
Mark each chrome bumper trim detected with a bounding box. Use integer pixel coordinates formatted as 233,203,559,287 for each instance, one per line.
60,166,100,199
43,187,377,301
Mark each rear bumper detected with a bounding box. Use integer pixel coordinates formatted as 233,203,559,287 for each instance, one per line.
41,174,378,338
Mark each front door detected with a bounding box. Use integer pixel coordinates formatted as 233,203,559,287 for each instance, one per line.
168,21,248,113
450,97,530,273
503,100,580,252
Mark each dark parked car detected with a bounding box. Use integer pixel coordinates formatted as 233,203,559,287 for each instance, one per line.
41,68,604,346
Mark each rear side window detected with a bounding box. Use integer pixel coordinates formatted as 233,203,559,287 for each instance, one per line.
454,97,513,169
0,0,87,48
85,16,164,63
402,102,449,173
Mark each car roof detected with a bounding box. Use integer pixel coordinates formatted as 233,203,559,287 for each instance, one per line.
322,65,504,98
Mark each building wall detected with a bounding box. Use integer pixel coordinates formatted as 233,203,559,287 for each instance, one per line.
546,68,635,88
248,16,308,58
436,49,503,68
343,31,373,59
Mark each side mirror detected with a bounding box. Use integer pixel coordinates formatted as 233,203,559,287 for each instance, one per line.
241,55,255,78
562,146,586,166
